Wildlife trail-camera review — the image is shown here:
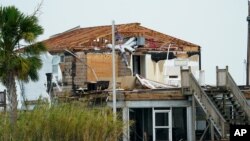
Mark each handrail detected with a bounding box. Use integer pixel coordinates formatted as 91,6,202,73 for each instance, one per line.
188,73,227,137
226,72,250,120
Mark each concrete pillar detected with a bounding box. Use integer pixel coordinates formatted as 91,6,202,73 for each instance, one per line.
187,97,196,141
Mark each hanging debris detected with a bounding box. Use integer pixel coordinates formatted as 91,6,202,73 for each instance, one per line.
107,37,138,66
135,74,177,89
151,52,176,62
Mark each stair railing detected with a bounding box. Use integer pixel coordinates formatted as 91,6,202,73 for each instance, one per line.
181,68,227,138
217,66,250,121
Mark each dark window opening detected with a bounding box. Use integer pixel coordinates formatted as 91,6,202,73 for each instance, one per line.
129,107,187,141
169,75,178,79
132,55,145,77
172,108,187,141
129,108,153,141
132,56,141,75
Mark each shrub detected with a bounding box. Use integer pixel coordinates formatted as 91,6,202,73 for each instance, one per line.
0,102,125,141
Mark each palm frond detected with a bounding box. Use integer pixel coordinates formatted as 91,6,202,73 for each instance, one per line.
24,42,47,55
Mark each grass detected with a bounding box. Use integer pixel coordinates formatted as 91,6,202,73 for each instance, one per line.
0,102,126,141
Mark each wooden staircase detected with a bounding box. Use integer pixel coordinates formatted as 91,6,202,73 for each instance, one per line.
215,67,250,124
181,67,250,140
181,69,228,140
205,87,248,125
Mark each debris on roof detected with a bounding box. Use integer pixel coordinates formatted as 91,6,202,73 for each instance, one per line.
43,23,200,53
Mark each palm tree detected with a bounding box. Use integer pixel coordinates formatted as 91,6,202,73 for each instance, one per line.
0,6,46,125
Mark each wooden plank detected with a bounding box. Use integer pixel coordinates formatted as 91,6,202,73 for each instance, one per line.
242,90,250,99
87,53,118,81
122,91,186,100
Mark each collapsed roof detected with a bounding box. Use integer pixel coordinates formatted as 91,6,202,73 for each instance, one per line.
43,23,200,53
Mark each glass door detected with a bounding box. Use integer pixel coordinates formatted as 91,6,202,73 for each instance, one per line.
153,109,172,141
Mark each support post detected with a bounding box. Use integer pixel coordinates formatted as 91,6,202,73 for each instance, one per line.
123,107,129,141
210,121,215,141
198,47,201,70
247,0,250,85
187,96,196,141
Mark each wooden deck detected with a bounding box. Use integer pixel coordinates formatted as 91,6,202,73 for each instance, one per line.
108,88,186,101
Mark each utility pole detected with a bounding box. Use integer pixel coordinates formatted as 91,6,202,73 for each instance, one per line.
247,0,250,86
112,20,117,119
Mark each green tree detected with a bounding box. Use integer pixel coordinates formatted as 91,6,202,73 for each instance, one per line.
0,6,46,125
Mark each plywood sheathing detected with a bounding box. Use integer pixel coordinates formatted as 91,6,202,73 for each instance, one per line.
86,53,118,81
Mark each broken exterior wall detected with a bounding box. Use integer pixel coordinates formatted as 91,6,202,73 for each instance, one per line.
145,54,165,83
58,52,87,94
86,53,118,81
75,52,87,87
86,52,132,81
118,53,132,77
144,54,199,86
58,51,132,94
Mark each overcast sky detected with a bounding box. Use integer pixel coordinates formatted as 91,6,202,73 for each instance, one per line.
1,0,248,85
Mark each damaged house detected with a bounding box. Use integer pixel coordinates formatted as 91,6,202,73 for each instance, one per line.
44,23,200,93
43,23,250,141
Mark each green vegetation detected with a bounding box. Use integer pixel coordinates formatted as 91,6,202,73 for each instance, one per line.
0,102,125,141
0,5,46,124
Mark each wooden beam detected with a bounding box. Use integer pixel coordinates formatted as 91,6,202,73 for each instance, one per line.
122,92,187,101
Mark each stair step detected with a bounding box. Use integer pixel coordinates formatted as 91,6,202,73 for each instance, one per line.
234,105,241,110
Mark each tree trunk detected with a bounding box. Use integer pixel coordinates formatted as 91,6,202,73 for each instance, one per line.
6,73,17,126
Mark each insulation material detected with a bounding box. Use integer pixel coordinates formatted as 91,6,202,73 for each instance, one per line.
86,53,118,81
